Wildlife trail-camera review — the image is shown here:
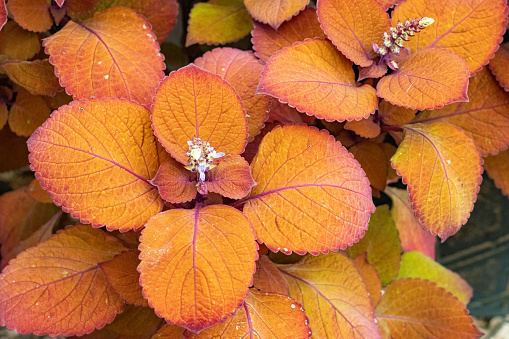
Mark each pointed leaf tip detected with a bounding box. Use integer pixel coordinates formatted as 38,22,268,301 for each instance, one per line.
245,0,309,29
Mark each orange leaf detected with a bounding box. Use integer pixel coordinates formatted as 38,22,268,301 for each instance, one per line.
7,0,52,32
186,0,252,47
416,68,509,156
484,149,509,197
0,225,127,337
193,48,269,141
28,99,163,232
279,252,380,338
384,186,436,259
397,251,472,304
0,127,29,172
100,249,147,307
242,122,281,164
391,122,483,240
8,88,51,137
43,6,165,107
152,157,197,204
358,63,388,81
348,205,402,285
489,42,509,91
105,305,161,338
93,0,178,43
152,324,185,339
378,99,417,126
376,48,469,110
152,64,247,164
392,0,508,74
207,154,255,199
345,116,381,139
317,0,390,67
244,0,308,29
242,125,374,255
184,290,311,339
0,59,61,96
27,178,53,203
267,98,315,125
375,278,482,339
138,204,257,332
257,38,378,121
348,141,387,192
0,21,41,60
353,254,382,307
252,255,289,296
64,0,99,19
376,0,403,11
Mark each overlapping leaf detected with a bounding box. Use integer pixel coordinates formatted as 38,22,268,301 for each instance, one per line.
103,305,162,338
7,88,51,137
416,68,509,156
349,205,402,285
348,141,387,191
397,251,472,304
100,249,147,307
207,155,255,199
317,0,390,67
353,254,382,307
484,150,509,197
184,290,310,338
377,48,469,110
378,100,417,126
152,157,197,203
193,48,269,141
252,255,289,296
245,0,308,29
152,324,185,339
152,64,247,164
376,0,404,11
28,99,163,232
279,252,380,338
242,125,374,254
7,0,53,32
186,0,252,47
0,225,127,337
267,98,315,125
358,63,387,81
44,6,165,107
257,38,378,121
251,8,327,63
385,186,436,259
391,122,483,240
64,0,99,19
344,116,381,139
392,0,508,74
0,59,60,96
489,42,509,91
27,179,53,203
0,21,41,60
138,204,257,332
375,278,482,338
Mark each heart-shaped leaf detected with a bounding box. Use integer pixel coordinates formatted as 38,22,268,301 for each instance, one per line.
28,99,163,232
244,0,308,29
252,255,289,296
378,99,418,126
484,149,509,197
207,154,255,199
352,254,382,307
152,157,197,204
7,0,53,32
0,59,60,96
344,116,381,139
489,42,509,91
348,141,387,191
0,21,41,60
138,204,257,332
8,88,51,137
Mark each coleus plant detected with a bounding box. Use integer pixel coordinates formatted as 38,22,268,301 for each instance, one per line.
0,0,508,338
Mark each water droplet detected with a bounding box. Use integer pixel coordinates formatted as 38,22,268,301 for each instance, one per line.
374,318,378,324
12,280,15,283
146,33,152,38
143,24,147,29
291,304,295,308
235,325,239,330
62,51,66,55
48,315,51,318
221,68,225,72
283,248,288,252
104,75,109,79
35,285,40,288
35,303,38,306
447,159,451,164
98,61,102,65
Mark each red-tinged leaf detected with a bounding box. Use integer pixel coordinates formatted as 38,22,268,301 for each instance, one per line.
397,251,472,304
49,6,67,26
27,179,53,203
152,324,185,339
252,255,289,296
375,278,482,339
103,305,161,338
43,6,165,107
376,0,403,11
416,68,509,156
251,8,327,64
358,63,387,81
279,252,380,338
28,99,163,232
384,186,436,259
0,59,61,96
257,38,378,121
345,116,381,139
7,0,52,32
0,225,127,337
0,21,41,60
242,122,281,164
8,88,51,137
392,0,508,74
317,0,390,67
194,48,269,142
152,64,247,165
242,125,374,255
94,0,179,43
353,254,382,307
100,250,147,307
0,0,5,30
378,99,417,126
348,205,402,285
139,204,258,332
377,48,469,110
391,122,483,240
207,154,255,199
63,0,99,19
0,127,29,172
267,98,315,125
184,290,311,339
244,0,308,29
152,157,197,204
349,141,388,191
186,0,252,47
489,42,509,91
484,149,509,197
